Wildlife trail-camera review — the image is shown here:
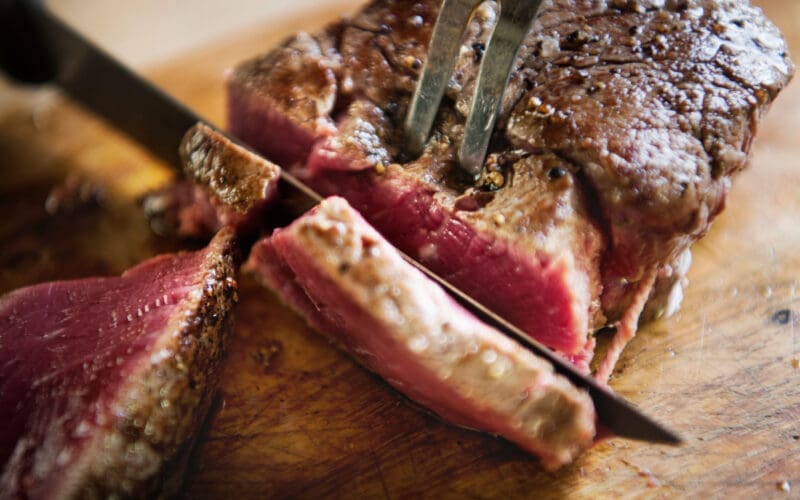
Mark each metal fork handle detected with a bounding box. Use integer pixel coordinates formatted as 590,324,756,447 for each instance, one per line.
404,0,482,157
403,0,543,179
459,0,543,177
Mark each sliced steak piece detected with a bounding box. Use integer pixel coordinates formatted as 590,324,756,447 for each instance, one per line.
228,0,793,378
180,123,280,216
0,229,239,499
246,197,596,470
144,123,281,241
227,32,338,168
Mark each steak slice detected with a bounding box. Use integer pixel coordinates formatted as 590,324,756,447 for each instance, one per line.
0,229,239,498
246,197,596,470
227,0,793,378
144,123,281,240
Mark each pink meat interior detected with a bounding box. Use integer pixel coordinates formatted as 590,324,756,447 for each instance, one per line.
0,248,209,472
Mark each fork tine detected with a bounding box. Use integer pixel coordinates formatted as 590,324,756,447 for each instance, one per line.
404,0,483,157
458,0,544,178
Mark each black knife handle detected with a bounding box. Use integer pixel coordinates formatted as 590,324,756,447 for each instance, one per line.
0,0,56,84
0,0,201,168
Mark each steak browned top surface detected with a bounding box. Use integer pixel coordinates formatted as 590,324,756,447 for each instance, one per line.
228,0,792,371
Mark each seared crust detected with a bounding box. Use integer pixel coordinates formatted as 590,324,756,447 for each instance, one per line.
68,228,238,498
501,0,795,318
142,124,281,241
63,228,238,498
180,123,280,215
0,229,239,499
227,32,338,166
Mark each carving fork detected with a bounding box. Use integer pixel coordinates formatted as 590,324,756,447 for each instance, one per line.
404,0,544,179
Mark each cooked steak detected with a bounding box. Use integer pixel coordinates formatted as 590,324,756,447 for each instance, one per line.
144,123,281,240
180,123,280,216
0,229,239,499
246,197,596,469
227,0,793,378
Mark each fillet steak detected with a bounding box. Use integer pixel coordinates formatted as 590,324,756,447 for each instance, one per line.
144,123,281,240
246,197,596,470
227,0,793,378
0,229,239,499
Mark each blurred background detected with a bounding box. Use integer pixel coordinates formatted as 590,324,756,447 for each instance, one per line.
46,0,797,70
48,0,364,68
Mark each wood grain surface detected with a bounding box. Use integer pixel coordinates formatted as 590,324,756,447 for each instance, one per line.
1,1,798,497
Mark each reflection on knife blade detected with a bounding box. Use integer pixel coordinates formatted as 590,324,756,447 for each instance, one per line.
1,0,681,445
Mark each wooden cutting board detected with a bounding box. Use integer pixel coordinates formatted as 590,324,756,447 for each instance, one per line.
1,1,798,497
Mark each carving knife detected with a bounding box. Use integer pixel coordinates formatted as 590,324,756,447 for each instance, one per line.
0,0,681,445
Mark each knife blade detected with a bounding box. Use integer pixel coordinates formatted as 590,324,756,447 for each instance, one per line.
0,0,681,445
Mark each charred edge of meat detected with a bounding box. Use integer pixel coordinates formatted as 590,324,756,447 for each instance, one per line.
67,228,239,498
0,228,240,498
179,123,280,215
142,124,282,243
